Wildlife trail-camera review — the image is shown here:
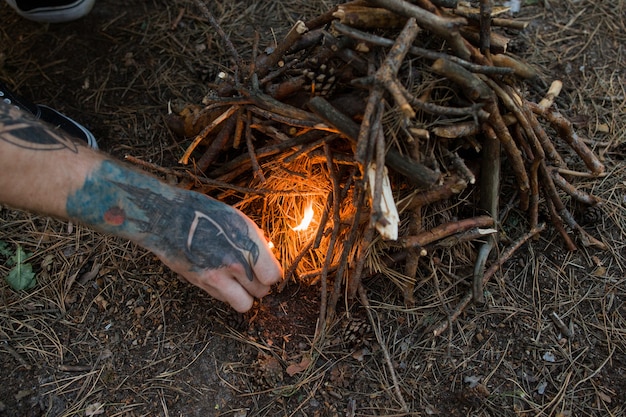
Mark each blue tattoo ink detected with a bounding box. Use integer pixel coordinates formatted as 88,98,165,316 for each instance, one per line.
67,161,259,280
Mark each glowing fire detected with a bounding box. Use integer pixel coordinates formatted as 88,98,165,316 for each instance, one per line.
291,201,314,231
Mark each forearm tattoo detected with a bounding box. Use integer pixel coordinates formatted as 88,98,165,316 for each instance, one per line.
67,162,260,280
0,101,260,280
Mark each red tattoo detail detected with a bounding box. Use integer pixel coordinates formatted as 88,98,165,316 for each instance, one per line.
104,206,125,226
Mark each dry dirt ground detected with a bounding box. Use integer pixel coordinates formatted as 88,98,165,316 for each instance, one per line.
1,0,625,416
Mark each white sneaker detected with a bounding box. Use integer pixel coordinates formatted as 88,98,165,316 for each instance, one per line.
5,0,96,23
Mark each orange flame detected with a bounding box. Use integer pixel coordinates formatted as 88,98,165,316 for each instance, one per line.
291,201,314,231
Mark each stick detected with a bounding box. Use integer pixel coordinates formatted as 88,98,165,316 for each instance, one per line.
404,175,468,210
375,17,420,119
371,115,389,231
491,54,538,79
248,91,326,125
333,21,513,75
474,106,500,303
484,101,530,210
543,184,578,252
549,311,573,338
232,107,245,149
399,82,485,117
210,130,329,181
401,215,494,248
492,17,530,30
179,105,238,164
460,26,510,54
194,0,242,74
529,103,605,176
403,208,423,306
539,161,605,250
479,0,492,56
537,80,563,110
355,86,383,166
358,285,409,412
333,3,408,29
486,80,546,162
244,110,266,182
308,96,440,187
473,239,493,304
256,21,308,77
529,158,541,231
317,143,344,328
446,149,476,184
524,102,566,167
550,168,600,206
193,110,237,172
367,0,470,59
332,176,367,311
433,223,546,336
124,155,268,195
431,58,493,101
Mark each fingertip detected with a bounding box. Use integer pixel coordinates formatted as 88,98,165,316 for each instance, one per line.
232,296,254,313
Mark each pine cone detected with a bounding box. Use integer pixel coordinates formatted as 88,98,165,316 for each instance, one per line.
340,315,372,348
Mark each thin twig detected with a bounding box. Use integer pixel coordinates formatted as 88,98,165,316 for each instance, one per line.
358,285,409,412
333,22,513,75
193,0,242,74
245,110,266,182
433,223,546,336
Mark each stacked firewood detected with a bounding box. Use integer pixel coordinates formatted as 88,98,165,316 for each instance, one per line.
152,0,606,331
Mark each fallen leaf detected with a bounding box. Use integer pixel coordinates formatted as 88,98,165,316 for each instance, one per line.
5,246,36,291
596,123,610,133
351,348,369,362
85,402,105,416
597,391,612,403
286,355,312,376
94,295,109,310
6,262,36,291
592,266,607,276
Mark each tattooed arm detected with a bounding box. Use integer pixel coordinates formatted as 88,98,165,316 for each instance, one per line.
0,102,282,312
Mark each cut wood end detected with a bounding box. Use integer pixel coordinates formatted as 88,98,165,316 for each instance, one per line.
400,103,416,119
295,20,308,35
409,128,430,140
537,80,564,110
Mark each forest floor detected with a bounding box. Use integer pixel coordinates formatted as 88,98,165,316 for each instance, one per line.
1,0,625,416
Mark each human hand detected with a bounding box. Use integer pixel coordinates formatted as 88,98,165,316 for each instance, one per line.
147,191,282,312
61,158,282,312
155,202,283,312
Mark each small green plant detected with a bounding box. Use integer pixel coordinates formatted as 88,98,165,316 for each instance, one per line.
0,240,37,291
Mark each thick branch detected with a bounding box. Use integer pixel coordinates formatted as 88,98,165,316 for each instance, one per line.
400,215,494,248
367,0,471,59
